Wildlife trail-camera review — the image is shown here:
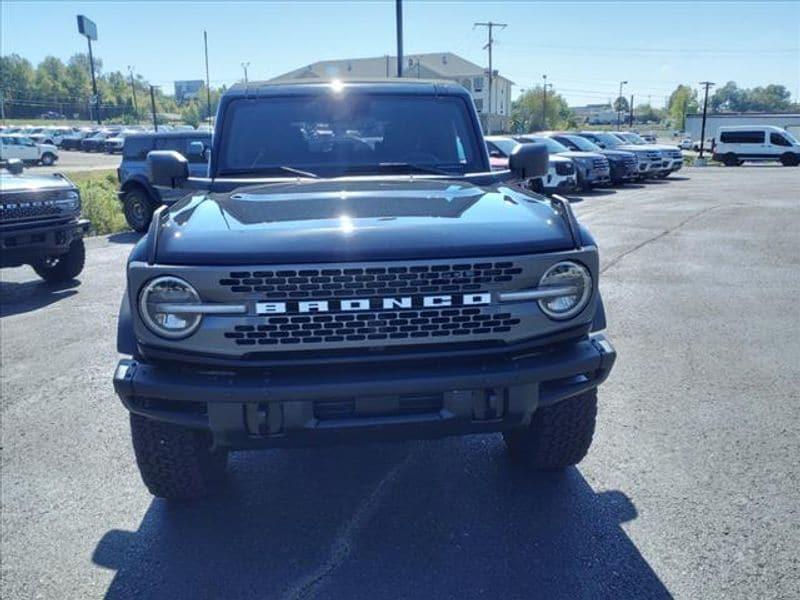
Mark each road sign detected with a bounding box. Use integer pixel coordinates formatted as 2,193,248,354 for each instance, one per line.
77,15,97,41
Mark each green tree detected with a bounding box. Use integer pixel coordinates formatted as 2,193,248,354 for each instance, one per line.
613,96,629,114
667,84,699,131
0,54,35,100
510,86,572,133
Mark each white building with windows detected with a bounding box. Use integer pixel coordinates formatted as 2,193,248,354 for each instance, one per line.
269,52,514,132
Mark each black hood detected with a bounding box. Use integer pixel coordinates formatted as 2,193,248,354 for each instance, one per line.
154,178,574,265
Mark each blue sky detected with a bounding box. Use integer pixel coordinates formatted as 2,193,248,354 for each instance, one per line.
2,1,798,107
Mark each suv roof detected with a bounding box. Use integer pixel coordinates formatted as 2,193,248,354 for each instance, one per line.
125,131,211,140
225,78,470,98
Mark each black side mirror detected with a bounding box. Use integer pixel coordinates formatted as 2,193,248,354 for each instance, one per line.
6,158,24,175
147,150,189,188
509,142,548,180
188,141,210,161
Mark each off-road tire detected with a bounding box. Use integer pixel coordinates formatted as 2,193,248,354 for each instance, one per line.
123,188,155,232
130,414,228,500
503,389,598,470
40,152,56,166
32,238,85,282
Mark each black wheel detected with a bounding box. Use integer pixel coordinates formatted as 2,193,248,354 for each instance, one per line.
32,238,85,282
722,153,740,167
40,152,56,166
780,153,799,167
130,414,228,500
503,389,598,470
123,188,155,232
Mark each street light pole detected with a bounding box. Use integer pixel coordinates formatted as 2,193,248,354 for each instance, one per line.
698,81,715,159
542,75,552,130
617,80,628,128
474,21,507,134
127,66,138,120
241,62,250,84
203,30,212,125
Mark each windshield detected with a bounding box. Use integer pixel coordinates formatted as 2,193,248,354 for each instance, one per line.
782,129,799,144
562,135,601,152
487,138,518,155
620,132,647,144
218,94,483,177
589,133,624,147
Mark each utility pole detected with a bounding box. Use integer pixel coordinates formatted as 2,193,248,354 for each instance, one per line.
149,85,158,132
542,74,552,130
385,55,390,77
127,66,138,121
629,94,634,127
698,81,715,159
474,21,507,134
616,80,628,128
241,62,250,84
395,0,403,77
203,30,212,125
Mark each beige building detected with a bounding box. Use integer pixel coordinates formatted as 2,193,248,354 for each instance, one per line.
269,52,514,132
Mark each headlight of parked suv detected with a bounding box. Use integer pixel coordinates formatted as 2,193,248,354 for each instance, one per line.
139,276,202,339
537,261,592,319
54,190,80,211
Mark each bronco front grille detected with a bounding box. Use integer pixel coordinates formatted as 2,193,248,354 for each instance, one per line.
218,261,523,299
223,307,520,346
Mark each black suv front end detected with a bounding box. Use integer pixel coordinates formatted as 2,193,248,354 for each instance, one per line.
0,166,90,278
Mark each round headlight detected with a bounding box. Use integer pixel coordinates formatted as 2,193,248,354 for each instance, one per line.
139,276,202,339
537,261,592,320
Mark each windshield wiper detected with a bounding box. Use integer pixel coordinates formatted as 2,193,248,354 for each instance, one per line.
219,166,321,178
377,162,463,176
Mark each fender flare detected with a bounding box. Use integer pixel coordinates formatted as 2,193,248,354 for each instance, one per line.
591,292,607,332
116,289,138,356
120,175,161,205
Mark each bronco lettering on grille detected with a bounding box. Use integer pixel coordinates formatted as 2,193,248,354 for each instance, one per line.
255,293,492,315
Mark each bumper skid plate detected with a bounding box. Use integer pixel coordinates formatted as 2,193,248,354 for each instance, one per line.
114,334,616,448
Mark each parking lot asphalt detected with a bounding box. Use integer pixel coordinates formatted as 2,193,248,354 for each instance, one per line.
27,150,120,174
1,166,799,599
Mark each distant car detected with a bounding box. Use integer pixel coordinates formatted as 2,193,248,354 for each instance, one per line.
640,133,657,143
712,125,800,167
679,138,693,150
104,129,143,154
514,134,610,191
692,139,715,152
576,131,665,179
39,111,66,120
117,131,211,231
30,127,76,147
545,132,638,185
81,130,119,152
60,129,98,151
485,135,577,195
0,160,90,281
0,135,59,166
611,131,683,177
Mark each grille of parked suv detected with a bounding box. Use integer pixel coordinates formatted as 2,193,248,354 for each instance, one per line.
555,161,575,175
223,307,521,346
218,262,524,299
646,151,661,160
669,150,682,159
592,158,608,170
0,192,69,223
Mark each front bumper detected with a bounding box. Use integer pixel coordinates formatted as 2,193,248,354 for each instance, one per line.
543,174,577,193
113,334,616,448
0,218,90,267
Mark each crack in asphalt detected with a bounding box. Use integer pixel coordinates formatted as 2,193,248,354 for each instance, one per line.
280,448,418,600
600,204,722,274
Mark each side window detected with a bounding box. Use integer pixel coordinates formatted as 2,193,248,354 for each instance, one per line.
123,137,154,160
154,137,185,152
720,131,764,144
185,137,210,163
770,132,791,147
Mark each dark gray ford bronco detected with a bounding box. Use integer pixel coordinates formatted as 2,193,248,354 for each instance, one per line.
1,160,90,281
113,80,616,500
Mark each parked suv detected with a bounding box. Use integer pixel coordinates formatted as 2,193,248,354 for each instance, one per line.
117,131,211,231
485,135,577,194
611,132,682,177
0,160,90,281
113,80,616,500
545,133,638,185
0,135,59,166
712,126,800,166
515,134,610,190
576,131,663,178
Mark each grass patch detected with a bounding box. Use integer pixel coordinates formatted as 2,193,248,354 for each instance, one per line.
69,170,129,236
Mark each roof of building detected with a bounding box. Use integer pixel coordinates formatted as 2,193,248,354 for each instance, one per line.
269,52,514,84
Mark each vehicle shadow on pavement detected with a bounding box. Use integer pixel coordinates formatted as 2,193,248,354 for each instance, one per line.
93,438,671,599
107,231,143,245
0,277,80,317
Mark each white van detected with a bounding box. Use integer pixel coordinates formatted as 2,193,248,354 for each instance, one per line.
712,125,800,166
